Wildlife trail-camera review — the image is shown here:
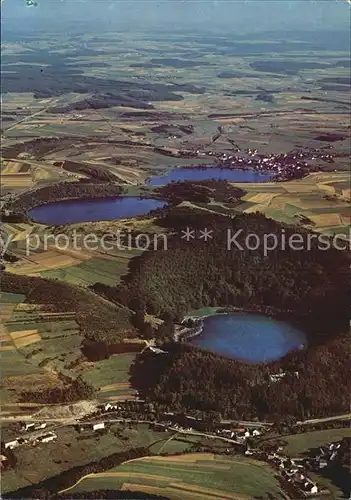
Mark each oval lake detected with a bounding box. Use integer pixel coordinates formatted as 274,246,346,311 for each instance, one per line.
147,167,273,185
190,313,306,363
29,197,167,225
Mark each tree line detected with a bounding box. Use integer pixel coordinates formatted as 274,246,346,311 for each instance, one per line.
131,332,350,421
4,448,148,499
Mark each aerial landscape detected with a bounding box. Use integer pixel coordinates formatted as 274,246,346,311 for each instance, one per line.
0,1,350,499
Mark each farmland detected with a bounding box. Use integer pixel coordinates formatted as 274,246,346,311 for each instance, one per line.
68,453,283,499
282,427,351,457
2,218,144,287
1,424,170,494
233,172,350,236
0,290,83,405
79,353,139,400
1,22,350,500
0,272,136,411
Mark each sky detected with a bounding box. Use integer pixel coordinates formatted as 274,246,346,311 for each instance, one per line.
2,0,350,34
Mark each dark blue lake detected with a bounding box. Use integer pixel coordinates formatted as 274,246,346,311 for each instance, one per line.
29,197,167,225
147,167,273,185
190,313,306,363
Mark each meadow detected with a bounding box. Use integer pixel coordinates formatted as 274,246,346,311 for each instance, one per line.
2,423,170,494
0,290,82,405
282,427,351,457
69,453,283,500
80,353,138,400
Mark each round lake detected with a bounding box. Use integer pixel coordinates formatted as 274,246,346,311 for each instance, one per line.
147,167,273,185
29,197,167,225
190,313,306,363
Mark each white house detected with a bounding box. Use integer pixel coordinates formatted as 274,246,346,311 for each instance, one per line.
37,432,57,443
310,485,318,494
23,422,47,432
5,440,19,450
93,422,105,431
104,403,118,411
252,429,261,437
24,423,35,431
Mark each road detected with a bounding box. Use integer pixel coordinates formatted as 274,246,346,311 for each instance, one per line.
3,97,61,134
297,413,351,426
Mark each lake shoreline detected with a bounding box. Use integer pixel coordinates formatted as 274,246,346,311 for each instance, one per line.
147,165,274,185
175,308,307,364
28,196,167,225
174,305,304,344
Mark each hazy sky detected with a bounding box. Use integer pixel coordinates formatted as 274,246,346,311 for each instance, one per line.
2,0,351,34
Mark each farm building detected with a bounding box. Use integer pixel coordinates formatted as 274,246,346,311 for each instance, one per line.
93,422,105,431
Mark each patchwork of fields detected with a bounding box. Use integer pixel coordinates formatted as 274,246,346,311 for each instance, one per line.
68,453,283,500
0,291,82,405
234,172,350,237
79,353,139,401
3,219,144,286
0,289,139,407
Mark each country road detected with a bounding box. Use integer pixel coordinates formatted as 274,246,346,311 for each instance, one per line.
3,97,61,133
297,413,351,425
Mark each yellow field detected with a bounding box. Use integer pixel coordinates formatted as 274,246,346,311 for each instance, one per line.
244,192,277,204
233,172,350,236
243,203,267,214
309,214,343,227
11,252,83,275
0,344,16,352
105,394,137,401
1,173,34,188
10,329,39,339
10,329,41,348
100,382,131,392
146,453,216,463
1,161,25,174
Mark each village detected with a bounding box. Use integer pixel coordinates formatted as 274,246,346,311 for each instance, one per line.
2,397,349,498
154,144,339,181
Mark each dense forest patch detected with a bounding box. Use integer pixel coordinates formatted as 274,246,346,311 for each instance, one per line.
155,180,246,205
113,208,349,340
131,332,350,420
6,181,124,216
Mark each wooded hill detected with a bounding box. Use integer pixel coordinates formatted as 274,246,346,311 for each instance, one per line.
113,207,349,341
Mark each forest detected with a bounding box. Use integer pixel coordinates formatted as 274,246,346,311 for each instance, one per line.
7,181,124,215
155,180,246,205
130,331,350,421
114,207,349,340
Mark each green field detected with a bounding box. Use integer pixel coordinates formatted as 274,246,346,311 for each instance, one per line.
81,353,138,397
2,424,169,494
149,434,231,455
40,256,135,287
283,427,350,456
1,291,83,401
70,453,284,499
